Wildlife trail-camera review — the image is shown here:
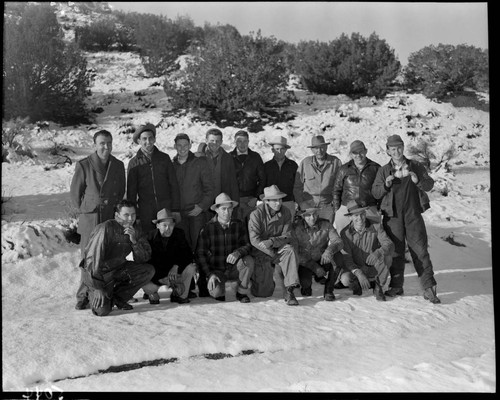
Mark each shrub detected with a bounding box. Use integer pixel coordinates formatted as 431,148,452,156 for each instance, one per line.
403,44,489,99
75,18,117,51
3,3,91,125
164,29,289,121
294,32,401,97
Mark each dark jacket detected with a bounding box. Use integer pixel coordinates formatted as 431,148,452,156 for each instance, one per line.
263,157,298,202
230,148,265,198
70,152,126,252
195,216,252,277
127,146,181,231
146,227,194,285
197,144,239,203
173,151,214,212
333,158,381,211
372,157,433,217
82,219,151,292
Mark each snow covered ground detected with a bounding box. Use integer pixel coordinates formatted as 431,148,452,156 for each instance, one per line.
2,51,492,394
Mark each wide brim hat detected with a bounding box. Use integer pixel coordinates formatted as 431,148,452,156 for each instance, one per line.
386,134,404,147
259,185,287,201
344,200,369,216
299,207,321,216
152,208,177,223
210,193,239,211
268,135,290,149
133,123,156,144
307,135,330,148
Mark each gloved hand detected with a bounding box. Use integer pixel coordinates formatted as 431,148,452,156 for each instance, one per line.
314,265,326,278
207,274,221,292
366,249,383,265
353,269,371,290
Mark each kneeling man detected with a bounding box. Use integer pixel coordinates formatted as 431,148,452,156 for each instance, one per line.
339,200,394,301
145,209,197,304
80,200,156,316
195,193,254,303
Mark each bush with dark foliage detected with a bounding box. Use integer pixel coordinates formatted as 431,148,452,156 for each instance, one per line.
3,3,91,125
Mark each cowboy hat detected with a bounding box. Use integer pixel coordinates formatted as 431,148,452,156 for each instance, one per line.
259,185,287,201
210,193,239,211
152,208,177,223
299,207,321,216
344,200,369,216
133,123,156,144
307,135,330,148
268,135,290,149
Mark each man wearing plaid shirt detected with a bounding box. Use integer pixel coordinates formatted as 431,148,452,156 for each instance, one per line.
195,193,254,303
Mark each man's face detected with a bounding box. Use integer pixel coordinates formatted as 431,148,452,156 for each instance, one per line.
236,136,249,153
157,220,175,237
312,145,328,160
139,131,156,153
175,139,191,158
351,211,366,231
303,212,318,228
94,134,112,161
215,204,233,224
265,198,282,212
387,145,404,162
206,134,222,154
115,206,136,228
271,145,287,161
350,149,367,166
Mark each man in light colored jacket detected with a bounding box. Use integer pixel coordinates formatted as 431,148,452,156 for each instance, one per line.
294,135,342,223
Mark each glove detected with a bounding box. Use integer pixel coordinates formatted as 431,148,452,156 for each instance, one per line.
314,265,326,278
366,249,383,266
207,274,221,292
353,269,371,290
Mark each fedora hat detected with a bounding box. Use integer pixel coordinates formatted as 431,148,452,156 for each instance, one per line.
299,207,321,216
133,123,156,144
259,185,287,201
307,135,330,148
268,136,290,149
152,208,177,223
344,200,369,216
210,193,239,211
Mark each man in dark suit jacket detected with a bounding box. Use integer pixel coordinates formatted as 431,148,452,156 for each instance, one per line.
70,129,125,310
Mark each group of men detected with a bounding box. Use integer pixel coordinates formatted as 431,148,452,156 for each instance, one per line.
71,124,441,316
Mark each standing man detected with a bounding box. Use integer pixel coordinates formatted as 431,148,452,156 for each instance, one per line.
127,123,180,234
80,200,156,316
172,132,214,297
263,135,298,219
292,207,344,301
195,193,254,303
338,200,394,301
145,209,197,305
230,130,265,222
248,185,301,306
197,128,239,205
294,135,342,223
372,134,440,304
333,140,381,233
70,129,125,310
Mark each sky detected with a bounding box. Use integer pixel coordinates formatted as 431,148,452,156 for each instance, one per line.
108,2,489,65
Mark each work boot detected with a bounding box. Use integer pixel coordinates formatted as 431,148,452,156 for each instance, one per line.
348,275,362,296
334,282,346,290
170,294,190,304
114,298,133,310
188,291,197,299
236,292,251,303
373,281,386,301
423,285,441,304
75,298,89,310
143,293,149,300
384,287,404,297
215,296,226,301
324,289,336,301
300,287,312,296
148,292,160,305
284,286,299,306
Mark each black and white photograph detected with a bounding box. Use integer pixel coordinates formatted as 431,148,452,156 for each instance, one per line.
2,1,491,395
